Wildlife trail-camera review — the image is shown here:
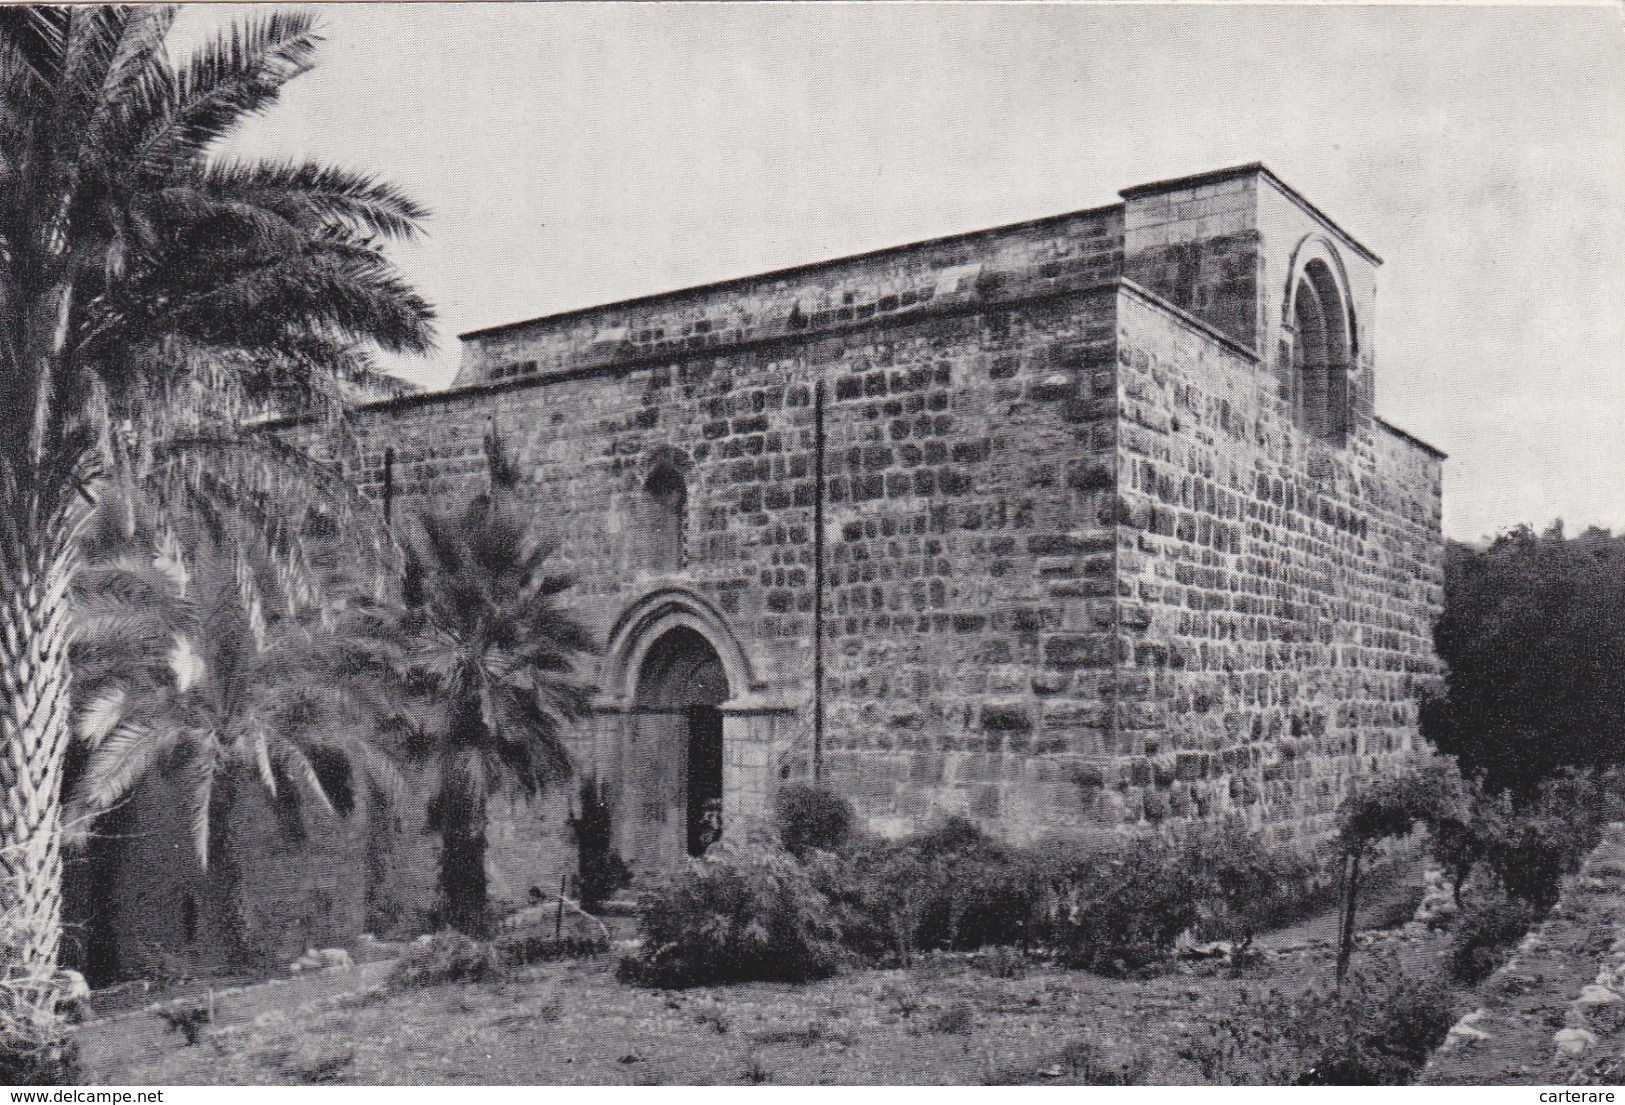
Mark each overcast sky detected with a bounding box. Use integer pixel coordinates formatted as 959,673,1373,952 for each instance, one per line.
179,3,1625,543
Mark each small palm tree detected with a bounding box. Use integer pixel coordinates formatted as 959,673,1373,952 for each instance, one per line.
64,510,404,959
350,437,595,934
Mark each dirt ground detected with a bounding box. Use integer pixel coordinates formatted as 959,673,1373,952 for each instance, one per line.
75,871,1452,1086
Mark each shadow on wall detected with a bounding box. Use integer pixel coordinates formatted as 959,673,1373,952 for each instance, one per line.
61,762,581,983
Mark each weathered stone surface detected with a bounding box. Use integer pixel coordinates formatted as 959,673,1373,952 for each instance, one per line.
287,165,1442,854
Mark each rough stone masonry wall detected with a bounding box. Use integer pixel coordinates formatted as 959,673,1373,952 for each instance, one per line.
88,772,377,977
189,200,1132,951
1110,287,1443,848
327,284,1124,847
816,288,1120,840
295,204,1131,855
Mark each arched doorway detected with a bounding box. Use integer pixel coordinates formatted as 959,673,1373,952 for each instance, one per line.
628,626,729,868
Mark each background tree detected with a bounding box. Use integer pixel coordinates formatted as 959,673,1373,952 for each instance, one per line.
349,435,595,935
0,5,432,1010
1424,523,1625,794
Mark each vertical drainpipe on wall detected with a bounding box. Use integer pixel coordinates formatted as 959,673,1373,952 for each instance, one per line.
813,378,826,783
382,446,395,525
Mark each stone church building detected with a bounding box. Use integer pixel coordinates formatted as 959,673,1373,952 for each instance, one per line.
80,163,1446,975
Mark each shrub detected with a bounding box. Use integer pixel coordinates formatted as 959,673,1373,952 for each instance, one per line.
1478,804,1578,913
388,930,503,990
805,840,930,964
154,1000,212,1045
1420,766,1620,925
493,931,608,967
807,817,1042,962
905,820,1040,952
1449,886,1536,984
1181,958,1457,1085
1176,827,1319,950
809,820,1312,973
1301,966,1458,1085
1040,840,1205,975
772,785,854,858
569,777,632,912
928,1002,974,1035
0,1006,79,1086
618,836,846,988
1475,771,1619,910
981,945,1027,979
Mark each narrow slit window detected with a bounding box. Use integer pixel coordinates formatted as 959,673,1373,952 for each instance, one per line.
641,464,687,571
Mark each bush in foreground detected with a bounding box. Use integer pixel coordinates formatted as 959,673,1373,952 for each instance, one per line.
772,785,854,859
618,836,845,988
1180,957,1458,1085
388,931,503,990
625,812,1329,985
1448,887,1537,984
806,818,1044,964
1175,826,1321,952
1039,841,1206,976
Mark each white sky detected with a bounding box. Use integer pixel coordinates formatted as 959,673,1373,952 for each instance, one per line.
178,2,1625,543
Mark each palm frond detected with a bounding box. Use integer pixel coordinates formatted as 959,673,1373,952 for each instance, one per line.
244,719,276,796
128,8,319,178
203,159,428,242
62,719,182,847
75,685,126,747
271,741,336,820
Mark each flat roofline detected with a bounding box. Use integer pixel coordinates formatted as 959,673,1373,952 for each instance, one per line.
256,278,1127,431
458,201,1122,342
1374,416,1447,460
1119,162,1382,267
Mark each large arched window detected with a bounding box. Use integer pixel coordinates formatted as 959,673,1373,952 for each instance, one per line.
639,462,687,571
1289,254,1353,447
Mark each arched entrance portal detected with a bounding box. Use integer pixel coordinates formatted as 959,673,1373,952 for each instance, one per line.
629,626,729,868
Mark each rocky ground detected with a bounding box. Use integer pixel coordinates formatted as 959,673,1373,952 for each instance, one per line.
1422,822,1625,1086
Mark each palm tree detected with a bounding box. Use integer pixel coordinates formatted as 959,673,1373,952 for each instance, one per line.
349,437,595,935
0,6,433,1008
64,506,405,965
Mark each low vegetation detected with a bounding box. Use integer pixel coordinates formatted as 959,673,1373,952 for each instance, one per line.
388,927,609,992
617,838,846,988
619,792,1329,988
603,762,1625,1083
1179,954,1457,1085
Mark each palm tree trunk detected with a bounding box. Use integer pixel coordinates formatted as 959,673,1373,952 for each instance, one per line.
438,773,488,936
0,537,76,1012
